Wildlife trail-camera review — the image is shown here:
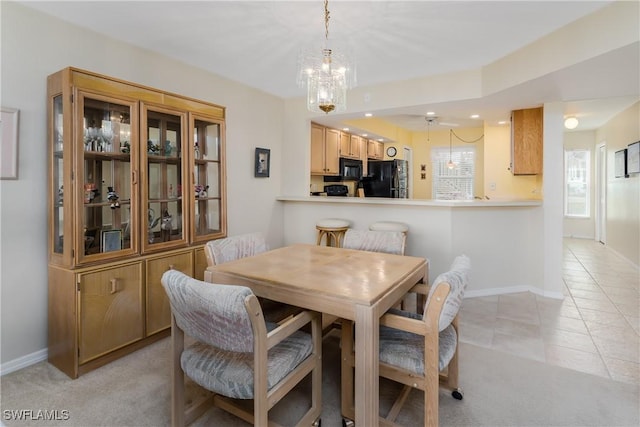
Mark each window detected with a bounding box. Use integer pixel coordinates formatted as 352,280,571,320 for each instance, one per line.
431,146,475,200
564,149,590,217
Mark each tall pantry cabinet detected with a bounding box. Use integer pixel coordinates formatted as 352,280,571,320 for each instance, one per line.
47,68,227,378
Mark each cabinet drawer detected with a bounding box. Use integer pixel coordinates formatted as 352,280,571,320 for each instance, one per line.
146,252,193,335
78,263,144,364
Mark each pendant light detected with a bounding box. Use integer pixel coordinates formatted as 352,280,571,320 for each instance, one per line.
297,0,356,114
447,130,455,169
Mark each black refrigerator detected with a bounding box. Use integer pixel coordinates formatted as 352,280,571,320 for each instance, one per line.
362,160,408,198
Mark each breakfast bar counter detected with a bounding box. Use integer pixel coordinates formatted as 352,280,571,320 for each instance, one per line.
277,195,562,299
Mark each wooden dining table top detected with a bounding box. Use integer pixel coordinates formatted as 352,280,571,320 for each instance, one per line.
204,243,428,320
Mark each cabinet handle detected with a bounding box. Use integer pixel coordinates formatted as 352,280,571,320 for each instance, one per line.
132,170,137,185
110,278,118,294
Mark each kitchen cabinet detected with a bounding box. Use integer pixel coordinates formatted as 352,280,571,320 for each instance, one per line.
511,107,543,175
339,132,361,159
47,67,227,378
368,139,384,159
310,122,339,175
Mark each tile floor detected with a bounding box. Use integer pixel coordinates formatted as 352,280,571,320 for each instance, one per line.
459,237,639,385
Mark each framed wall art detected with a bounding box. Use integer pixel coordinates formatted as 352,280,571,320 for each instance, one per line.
626,141,639,175
254,147,270,178
614,148,628,178
1,107,19,179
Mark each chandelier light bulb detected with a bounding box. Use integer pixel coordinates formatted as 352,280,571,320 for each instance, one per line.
447,160,455,169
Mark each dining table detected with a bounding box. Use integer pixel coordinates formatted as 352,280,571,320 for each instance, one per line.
204,243,428,426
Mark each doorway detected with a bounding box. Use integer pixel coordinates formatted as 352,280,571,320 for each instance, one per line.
595,142,607,244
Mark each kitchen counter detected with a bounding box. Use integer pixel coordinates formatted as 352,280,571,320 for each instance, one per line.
278,195,560,299
280,195,542,208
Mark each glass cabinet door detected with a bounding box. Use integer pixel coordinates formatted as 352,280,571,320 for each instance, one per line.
52,95,65,255
141,104,187,252
190,115,226,243
76,92,138,264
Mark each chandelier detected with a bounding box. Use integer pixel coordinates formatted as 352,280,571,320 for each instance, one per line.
297,0,356,114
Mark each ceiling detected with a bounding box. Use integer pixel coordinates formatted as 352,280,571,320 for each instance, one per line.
22,1,639,137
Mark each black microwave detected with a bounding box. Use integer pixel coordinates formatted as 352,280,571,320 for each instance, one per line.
339,158,363,181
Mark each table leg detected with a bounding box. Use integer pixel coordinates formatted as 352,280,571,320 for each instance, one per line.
354,305,379,427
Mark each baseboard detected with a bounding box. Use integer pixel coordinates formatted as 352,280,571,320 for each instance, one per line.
465,285,564,300
0,348,48,376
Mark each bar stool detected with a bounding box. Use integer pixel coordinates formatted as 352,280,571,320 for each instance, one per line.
316,218,351,248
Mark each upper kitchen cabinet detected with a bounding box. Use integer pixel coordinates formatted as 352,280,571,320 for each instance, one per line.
339,132,361,159
511,107,543,175
310,122,339,175
368,139,384,160
47,67,226,378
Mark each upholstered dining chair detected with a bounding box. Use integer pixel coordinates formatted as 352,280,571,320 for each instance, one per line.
204,232,299,323
161,270,322,427
322,229,408,334
341,229,406,255
341,255,470,427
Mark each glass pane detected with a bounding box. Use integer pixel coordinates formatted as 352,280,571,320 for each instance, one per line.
81,97,132,256
194,120,219,161
53,96,64,254
147,111,182,158
195,199,221,235
145,109,184,248
147,201,183,244
565,149,590,217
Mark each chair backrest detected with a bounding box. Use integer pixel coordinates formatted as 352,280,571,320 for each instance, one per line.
342,229,406,255
204,232,268,266
425,254,470,331
161,269,256,353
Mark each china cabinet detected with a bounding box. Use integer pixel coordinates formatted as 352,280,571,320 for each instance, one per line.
511,107,543,175
47,67,226,378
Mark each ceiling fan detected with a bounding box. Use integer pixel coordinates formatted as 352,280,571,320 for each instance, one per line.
424,116,459,128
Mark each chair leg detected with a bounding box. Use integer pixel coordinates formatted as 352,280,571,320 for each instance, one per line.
340,320,355,421
171,316,185,427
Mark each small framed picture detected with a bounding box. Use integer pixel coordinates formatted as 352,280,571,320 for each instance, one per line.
254,147,270,178
101,229,122,252
627,141,639,175
614,149,628,178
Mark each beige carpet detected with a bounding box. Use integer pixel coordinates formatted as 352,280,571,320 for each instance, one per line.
1,331,638,426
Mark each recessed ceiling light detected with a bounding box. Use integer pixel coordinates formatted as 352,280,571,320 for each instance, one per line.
426,111,436,116
470,114,480,119
365,113,373,117
498,120,508,125
564,117,579,129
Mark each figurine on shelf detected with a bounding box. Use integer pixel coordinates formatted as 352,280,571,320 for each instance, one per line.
107,186,120,209
195,184,209,198
120,141,130,154
164,140,173,156
147,140,160,155
160,209,172,242
58,185,63,205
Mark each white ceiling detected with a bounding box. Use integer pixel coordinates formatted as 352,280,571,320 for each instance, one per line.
22,0,639,136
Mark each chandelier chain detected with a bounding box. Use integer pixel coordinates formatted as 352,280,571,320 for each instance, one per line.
324,0,330,40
